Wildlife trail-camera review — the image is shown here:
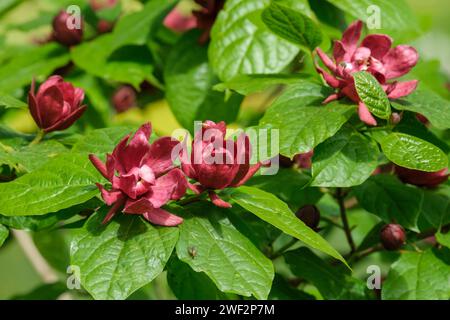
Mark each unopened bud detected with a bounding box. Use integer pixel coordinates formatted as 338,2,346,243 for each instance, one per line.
295,205,320,229
112,86,136,113
380,224,406,250
52,11,83,47
390,112,402,124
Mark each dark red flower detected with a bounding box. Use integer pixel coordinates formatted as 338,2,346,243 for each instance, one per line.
89,0,117,11
294,150,314,169
52,11,83,47
28,75,86,133
315,20,419,126
394,165,449,188
89,123,187,226
112,85,136,113
163,8,197,33
380,224,406,250
181,121,261,208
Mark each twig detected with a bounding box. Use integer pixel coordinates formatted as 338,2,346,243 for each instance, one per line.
336,188,356,254
12,229,58,283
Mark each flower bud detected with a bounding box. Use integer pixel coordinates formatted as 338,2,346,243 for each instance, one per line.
112,86,136,113
97,20,114,34
52,11,83,47
294,150,314,169
295,205,320,229
390,112,402,124
380,224,406,250
28,76,87,133
394,165,449,188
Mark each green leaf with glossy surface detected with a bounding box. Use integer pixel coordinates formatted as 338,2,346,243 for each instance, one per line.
0,43,70,93
0,153,100,216
0,93,27,109
436,232,450,250
285,248,371,299
72,126,136,154
353,71,391,119
0,140,68,172
259,82,354,157
325,0,420,42
379,133,448,172
174,202,274,300
311,126,379,187
208,0,300,81
354,174,424,230
70,209,179,300
228,186,348,266
262,2,322,50
391,86,450,130
71,0,174,88
164,31,241,130
167,257,219,300
214,73,310,96
382,249,450,300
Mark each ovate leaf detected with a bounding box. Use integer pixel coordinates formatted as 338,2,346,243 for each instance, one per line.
72,126,136,154
354,174,424,230
311,126,379,187
164,31,241,130
209,0,299,81
262,2,322,50
379,133,448,172
174,202,274,300
0,153,100,216
285,248,371,299
353,71,391,120
382,249,450,300
391,86,450,130
70,208,179,300
0,93,27,109
259,82,354,157
228,186,348,266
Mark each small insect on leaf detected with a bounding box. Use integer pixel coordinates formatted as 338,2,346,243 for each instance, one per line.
188,246,197,258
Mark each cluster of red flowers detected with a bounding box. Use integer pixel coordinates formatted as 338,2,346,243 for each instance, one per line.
25,17,448,227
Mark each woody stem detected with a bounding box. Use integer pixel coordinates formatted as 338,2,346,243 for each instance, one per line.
29,130,45,146
336,188,356,254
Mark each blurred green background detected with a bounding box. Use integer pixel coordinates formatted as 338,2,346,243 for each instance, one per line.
0,0,449,299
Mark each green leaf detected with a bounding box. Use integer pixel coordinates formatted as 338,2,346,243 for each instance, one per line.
311,126,379,187
379,133,448,172
11,282,67,300
285,248,371,299
0,140,68,172
71,0,175,88
228,186,348,266
382,249,450,300
174,202,274,300
269,274,315,300
0,224,8,247
33,229,70,273
418,186,450,231
0,43,70,93
213,73,310,96
261,2,322,50
167,257,220,300
0,153,100,216
391,86,450,130
354,174,424,230
70,208,179,300
436,232,450,250
164,31,241,130
0,198,101,231
259,82,354,157
353,71,391,120
208,0,300,81
247,168,322,208
0,93,27,109
72,126,136,154
325,0,421,42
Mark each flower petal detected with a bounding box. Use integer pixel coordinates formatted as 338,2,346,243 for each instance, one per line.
36,75,63,96
358,101,377,126
142,207,183,227
102,196,126,224
316,48,337,73
89,154,108,180
37,85,65,129
341,20,363,57
146,169,187,208
387,80,419,99
360,34,393,59
208,190,232,208
96,183,123,206
144,136,179,176
382,45,419,79
43,105,86,133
